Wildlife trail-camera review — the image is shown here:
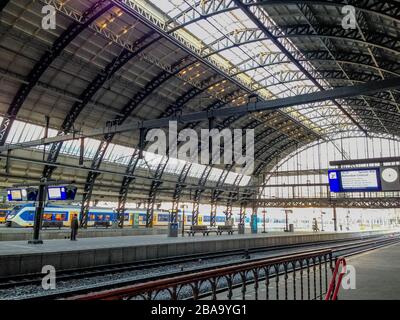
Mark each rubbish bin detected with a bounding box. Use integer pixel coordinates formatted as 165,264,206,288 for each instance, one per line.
238,223,245,234
251,215,258,234
289,224,294,233
168,223,179,237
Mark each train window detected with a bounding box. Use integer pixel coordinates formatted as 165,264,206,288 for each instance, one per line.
23,210,35,221
98,215,103,221
158,214,169,222
105,215,110,221
55,214,66,221
203,216,210,222
187,215,192,222
124,214,130,222
43,214,53,221
90,214,95,221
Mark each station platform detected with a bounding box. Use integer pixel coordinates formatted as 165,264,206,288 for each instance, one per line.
0,230,392,278
339,242,400,300
0,225,167,241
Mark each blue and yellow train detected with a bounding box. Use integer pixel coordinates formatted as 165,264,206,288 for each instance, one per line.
0,208,11,224
4,204,229,228
4,204,313,230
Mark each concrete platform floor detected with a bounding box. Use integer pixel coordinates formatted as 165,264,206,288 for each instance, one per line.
0,231,320,255
0,224,168,241
0,230,395,256
339,242,400,300
0,230,394,277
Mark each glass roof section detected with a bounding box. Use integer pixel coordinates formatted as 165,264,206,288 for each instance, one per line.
4,118,250,186
147,0,360,134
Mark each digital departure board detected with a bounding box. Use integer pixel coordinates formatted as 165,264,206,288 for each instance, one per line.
328,168,382,192
47,186,67,201
7,189,24,201
47,185,77,201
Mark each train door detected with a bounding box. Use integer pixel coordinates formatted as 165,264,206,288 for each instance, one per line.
69,211,79,227
138,213,146,226
198,215,203,225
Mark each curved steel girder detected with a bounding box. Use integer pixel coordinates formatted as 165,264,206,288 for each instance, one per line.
256,197,400,209
206,25,400,58
42,36,166,183
171,162,192,212
78,54,199,228
251,69,383,93
192,165,213,225
189,110,313,219
209,166,233,226
115,70,229,225
117,0,325,142
184,76,330,216
145,74,224,227
254,129,307,161
254,139,301,175
226,174,245,217
0,0,112,146
82,56,195,227
167,0,400,30
0,0,10,12
170,90,245,212
268,131,400,179
233,51,400,80
210,121,274,209
167,93,245,208
45,34,158,174
231,1,366,134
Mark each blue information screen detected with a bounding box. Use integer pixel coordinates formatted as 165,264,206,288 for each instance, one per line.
47,186,68,200
7,189,24,201
328,168,382,192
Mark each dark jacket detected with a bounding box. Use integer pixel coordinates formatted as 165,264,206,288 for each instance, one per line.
71,217,79,230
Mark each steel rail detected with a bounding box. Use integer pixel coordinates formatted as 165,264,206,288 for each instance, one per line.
68,236,400,301
1,77,400,153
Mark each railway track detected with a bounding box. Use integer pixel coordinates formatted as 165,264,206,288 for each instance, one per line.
0,233,390,289
67,235,400,301
1,233,399,300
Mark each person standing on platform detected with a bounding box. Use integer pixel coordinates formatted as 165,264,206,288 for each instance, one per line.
70,214,79,241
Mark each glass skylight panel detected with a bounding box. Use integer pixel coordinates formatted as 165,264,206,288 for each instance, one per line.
3,115,251,186
239,175,251,186
225,171,237,185
145,0,363,135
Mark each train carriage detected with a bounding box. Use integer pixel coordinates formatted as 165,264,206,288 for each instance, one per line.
5,204,315,230
0,208,11,224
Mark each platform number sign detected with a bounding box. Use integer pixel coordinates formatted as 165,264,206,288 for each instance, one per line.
41,5,56,30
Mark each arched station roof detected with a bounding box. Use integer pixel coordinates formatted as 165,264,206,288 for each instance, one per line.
0,0,399,208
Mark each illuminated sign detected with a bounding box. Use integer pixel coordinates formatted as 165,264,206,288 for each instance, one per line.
48,187,63,200
7,186,76,202
7,189,24,201
47,185,77,201
328,168,382,192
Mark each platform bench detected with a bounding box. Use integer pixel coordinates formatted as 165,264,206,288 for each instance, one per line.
94,221,111,228
186,225,217,236
42,221,63,229
216,225,237,235
186,225,237,236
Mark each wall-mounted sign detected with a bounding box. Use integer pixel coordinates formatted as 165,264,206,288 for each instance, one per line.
380,166,400,191
328,168,382,192
7,189,25,201
47,185,77,201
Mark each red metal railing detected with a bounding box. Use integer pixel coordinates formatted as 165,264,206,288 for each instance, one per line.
325,257,347,300
67,249,333,301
